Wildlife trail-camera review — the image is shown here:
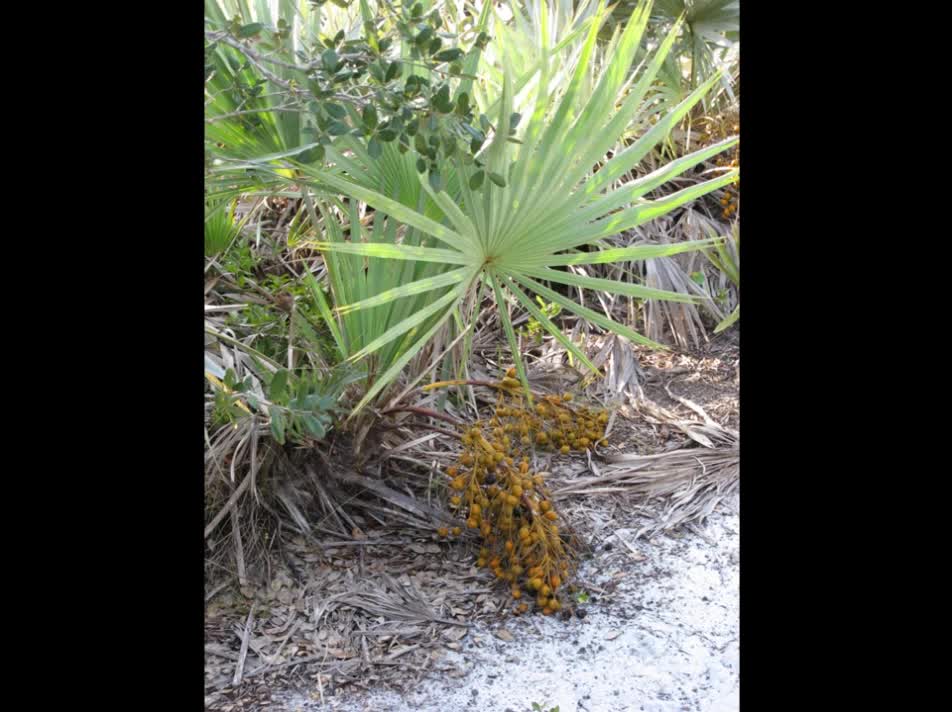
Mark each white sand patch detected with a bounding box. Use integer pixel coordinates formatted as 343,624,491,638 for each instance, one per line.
277,493,739,712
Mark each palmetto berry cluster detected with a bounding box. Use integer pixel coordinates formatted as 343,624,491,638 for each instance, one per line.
434,371,608,615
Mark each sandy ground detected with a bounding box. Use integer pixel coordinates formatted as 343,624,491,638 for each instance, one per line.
273,491,739,712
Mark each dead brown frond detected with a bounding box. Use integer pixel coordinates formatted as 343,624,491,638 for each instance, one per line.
550,392,738,538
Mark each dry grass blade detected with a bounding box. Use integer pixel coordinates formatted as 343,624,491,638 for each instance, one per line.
634,392,737,448
341,574,468,628
232,604,255,687
643,254,709,350
327,469,457,527
550,388,738,536
552,446,738,537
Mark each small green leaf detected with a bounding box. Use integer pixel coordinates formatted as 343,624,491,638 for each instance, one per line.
269,369,288,401
298,145,326,163
324,103,347,118
270,411,286,444
302,414,326,439
488,172,506,188
469,170,485,189
321,49,339,72
433,84,452,113
415,26,433,45
237,23,264,37
415,157,427,173
435,48,464,63
362,104,378,130
368,62,385,82
385,61,400,81
328,121,350,136
428,169,443,192
367,137,382,158
377,128,397,142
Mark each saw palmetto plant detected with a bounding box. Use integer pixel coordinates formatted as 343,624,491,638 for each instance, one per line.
286,0,738,412
703,221,739,333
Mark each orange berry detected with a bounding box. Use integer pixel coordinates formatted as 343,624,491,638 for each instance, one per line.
545,511,558,521
437,527,449,537
451,526,461,536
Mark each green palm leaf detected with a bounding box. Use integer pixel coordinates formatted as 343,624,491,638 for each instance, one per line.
290,0,738,411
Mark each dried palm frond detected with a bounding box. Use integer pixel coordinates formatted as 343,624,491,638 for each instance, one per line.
551,391,737,536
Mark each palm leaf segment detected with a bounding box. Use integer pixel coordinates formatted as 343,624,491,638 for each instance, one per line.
299,0,738,412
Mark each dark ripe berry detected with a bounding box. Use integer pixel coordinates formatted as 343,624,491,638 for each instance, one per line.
484,472,496,485
576,608,587,619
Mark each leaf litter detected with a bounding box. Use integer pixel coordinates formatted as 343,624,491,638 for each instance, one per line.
205,339,739,711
